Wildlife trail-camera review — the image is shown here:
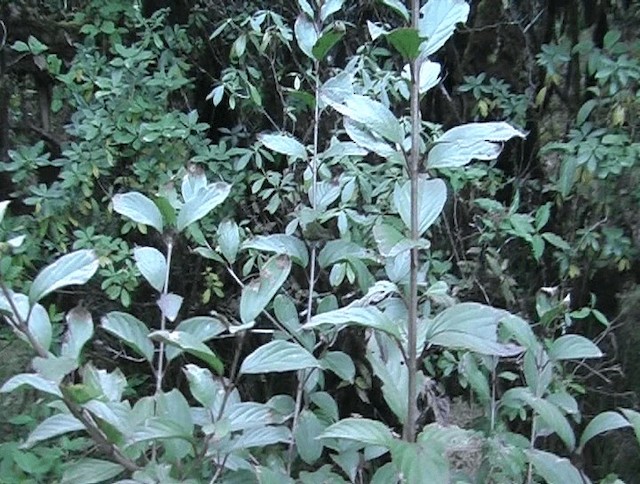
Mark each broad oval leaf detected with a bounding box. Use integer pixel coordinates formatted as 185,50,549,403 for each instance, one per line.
294,14,318,59
578,411,630,452
380,0,409,21
101,312,154,363
319,417,393,448
61,306,94,361
29,250,99,303
240,340,320,374
29,302,53,352
157,293,183,322
112,192,164,233
549,334,603,360
305,306,400,339
0,373,62,398
61,458,124,484
527,449,586,484
259,133,307,161
332,95,403,144
438,122,526,143
176,182,231,232
418,0,470,57
218,219,240,263
133,246,167,292
23,413,84,449
151,330,223,374
312,30,344,61
167,316,227,361
294,410,326,464
243,234,309,267
394,178,447,236
240,255,292,324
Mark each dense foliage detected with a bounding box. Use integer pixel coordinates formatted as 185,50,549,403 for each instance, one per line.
0,0,639,482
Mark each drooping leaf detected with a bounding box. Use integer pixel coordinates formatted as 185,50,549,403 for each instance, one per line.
127,417,193,446
151,330,223,374
294,410,326,464
305,306,400,339
101,312,154,362
240,255,292,324
166,316,227,361
394,177,447,236
157,293,183,322
243,234,309,267
331,95,403,144
28,302,53,352
176,182,231,231
578,411,630,452
294,14,318,59
60,459,124,484
226,402,278,431
240,340,320,374
22,413,84,449
133,246,167,292
548,334,603,361
0,373,62,398
184,364,218,408
319,418,394,448
418,0,470,57
32,356,77,384
61,306,94,361
112,192,164,232
379,0,409,21
527,449,586,484
313,30,344,61
230,425,291,450
258,133,307,161
343,118,399,160
320,351,355,383
218,219,240,263
29,250,99,303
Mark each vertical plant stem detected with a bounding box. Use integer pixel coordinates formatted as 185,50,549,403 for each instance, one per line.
403,0,421,443
155,239,173,394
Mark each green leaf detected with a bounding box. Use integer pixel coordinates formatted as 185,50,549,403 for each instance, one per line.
312,30,344,61
218,219,240,263
243,234,309,267
426,303,523,356
320,351,355,383
127,417,192,446
23,414,84,449
151,330,223,374
320,0,343,21
578,411,630,452
390,440,449,484
181,169,208,202
319,418,393,447
61,306,94,361
331,95,403,144
32,356,77,384
258,133,307,161
230,425,291,450
294,410,326,464
548,335,603,361
226,402,278,431
541,232,571,251
527,449,585,484
133,247,167,292
379,0,409,21
294,14,318,59
240,340,320,374
157,293,183,322
394,177,447,236
387,28,422,60
101,312,154,363
166,316,227,361
343,118,398,160
297,0,314,18
61,459,124,484
29,303,53,352
305,306,400,339
176,182,231,231
184,364,217,408
240,255,292,324
112,192,164,233
0,200,10,222
418,0,470,57
620,409,640,443
0,373,62,397
29,250,99,303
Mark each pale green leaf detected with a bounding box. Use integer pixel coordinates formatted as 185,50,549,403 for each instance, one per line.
394,177,447,236
0,373,62,397
379,0,409,21
61,459,124,484
176,182,231,231
23,413,84,448
0,200,10,223
101,312,154,362
133,247,167,292
332,95,403,144
549,335,603,361
527,449,586,484
240,255,292,324
419,0,470,57
294,14,318,59
166,316,227,361
230,425,291,450
240,340,320,374
61,306,94,361
218,219,240,263
157,293,183,322
305,306,400,339
319,418,393,447
578,411,630,451
320,351,355,383
258,133,307,161
112,192,163,232
151,330,223,374
29,250,99,303
620,409,640,443
294,410,326,464
243,234,309,267
320,0,343,21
